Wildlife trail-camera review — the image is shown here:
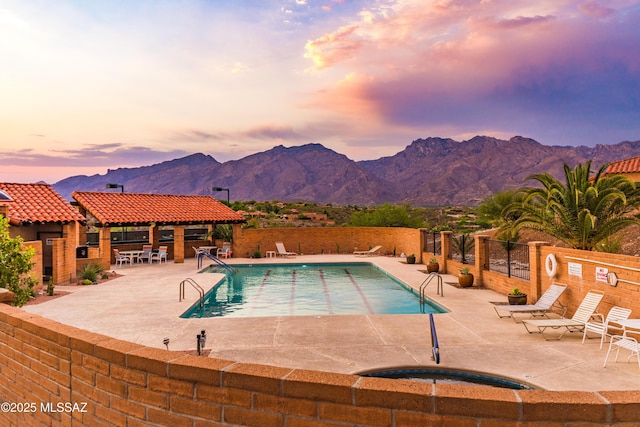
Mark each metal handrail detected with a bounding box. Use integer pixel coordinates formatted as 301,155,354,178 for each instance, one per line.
430,313,440,364
179,278,205,309
197,251,235,272
419,273,443,313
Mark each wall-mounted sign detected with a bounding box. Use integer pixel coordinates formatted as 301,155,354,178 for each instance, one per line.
595,267,609,283
46,238,54,246
568,262,582,277
607,272,619,287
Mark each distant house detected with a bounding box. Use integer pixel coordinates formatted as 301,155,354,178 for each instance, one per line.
601,156,640,182
0,183,86,285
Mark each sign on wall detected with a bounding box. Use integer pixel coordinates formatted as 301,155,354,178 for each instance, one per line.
567,262,582,277
595,267,609,283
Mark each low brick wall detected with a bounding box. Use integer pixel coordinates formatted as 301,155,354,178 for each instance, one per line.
1,305,638,426
233,227,421,261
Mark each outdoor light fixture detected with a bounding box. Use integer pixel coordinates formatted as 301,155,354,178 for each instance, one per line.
106,183,124,192
212,186,230,204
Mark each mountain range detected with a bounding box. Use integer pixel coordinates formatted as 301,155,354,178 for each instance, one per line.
52,135,640,206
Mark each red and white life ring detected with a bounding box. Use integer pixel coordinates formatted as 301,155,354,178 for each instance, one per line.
545,253,558,278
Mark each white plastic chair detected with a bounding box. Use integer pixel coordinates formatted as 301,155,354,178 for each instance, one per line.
151,246,168,264
138,244,153,263
113,249,131,267
582,306,632,349
216,242,232,259
603,328,640,369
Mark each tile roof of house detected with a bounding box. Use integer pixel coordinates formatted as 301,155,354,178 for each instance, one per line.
72,192,245,226
603,156,640,176
0,183,86,226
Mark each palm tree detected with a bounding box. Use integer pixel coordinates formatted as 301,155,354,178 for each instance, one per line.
506,161,640,251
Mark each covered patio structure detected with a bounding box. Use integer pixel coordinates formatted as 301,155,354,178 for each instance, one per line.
72,192,245,268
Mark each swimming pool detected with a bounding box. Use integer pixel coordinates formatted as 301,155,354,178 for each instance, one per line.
181,262,447,318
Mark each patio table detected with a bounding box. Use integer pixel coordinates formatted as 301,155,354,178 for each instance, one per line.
120,250,144,264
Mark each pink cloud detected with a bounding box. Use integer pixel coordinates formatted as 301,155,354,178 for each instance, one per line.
304,25,361,70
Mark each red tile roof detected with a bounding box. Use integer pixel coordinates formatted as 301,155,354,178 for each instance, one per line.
0,183,86,226
72,192,245,226
604,156,640,176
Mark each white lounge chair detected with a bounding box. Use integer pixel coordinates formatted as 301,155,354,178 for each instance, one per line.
582,306,632,349
354,245,383,257
275,242,297,257
493,283,567,322
522,289,605,340
604,328,640,369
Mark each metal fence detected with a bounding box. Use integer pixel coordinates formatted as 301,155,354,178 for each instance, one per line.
448,233,475,266
485,240,530,281
421,230,441,255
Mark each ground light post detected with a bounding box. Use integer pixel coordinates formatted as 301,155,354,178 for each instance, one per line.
212,187,230,205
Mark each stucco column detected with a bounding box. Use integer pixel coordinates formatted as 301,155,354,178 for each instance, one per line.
173,225,184,263
528,241,549,301
474,235,489,287
100,227,111,268
150,224,159,248
441,231,452,274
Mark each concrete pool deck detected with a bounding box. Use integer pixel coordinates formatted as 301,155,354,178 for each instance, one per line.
24,255,640,391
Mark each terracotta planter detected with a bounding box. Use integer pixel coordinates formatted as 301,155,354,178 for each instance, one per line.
427,262,439,273
458,273,474,288
508,294,527,305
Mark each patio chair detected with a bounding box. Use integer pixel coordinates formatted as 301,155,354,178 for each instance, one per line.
275,242,297,257
138,244,153,263
113,249,131,267
354,245,383,257
493,283,567,322
582,306,632,349
217,242,233,259
151,246,168,264
522,289,605,340
603,328,640,369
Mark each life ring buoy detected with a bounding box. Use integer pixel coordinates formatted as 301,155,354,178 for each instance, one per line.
545,253,558,278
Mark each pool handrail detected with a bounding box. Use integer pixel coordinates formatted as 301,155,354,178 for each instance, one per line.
430,313,440,364
197,251,236,272
419,273,443,313
179,278,205,309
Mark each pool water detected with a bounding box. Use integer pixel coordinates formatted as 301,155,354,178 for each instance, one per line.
360,368,537,390
181,262,447,318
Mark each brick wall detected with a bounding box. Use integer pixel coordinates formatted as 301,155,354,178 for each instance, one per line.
0,305,637,426
436,232,640,317
233,227,421,261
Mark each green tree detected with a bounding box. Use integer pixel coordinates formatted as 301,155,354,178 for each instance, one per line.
347,203,425,228
478,189,524,223
507,161,640,251
0,216,38,306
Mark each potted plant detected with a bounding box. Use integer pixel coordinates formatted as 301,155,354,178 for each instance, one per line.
426,257,439,273
458,267,474,288
508,288,527,305
406,254,416,264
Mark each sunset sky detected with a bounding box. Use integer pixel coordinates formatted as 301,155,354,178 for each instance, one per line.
2,0,640,183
